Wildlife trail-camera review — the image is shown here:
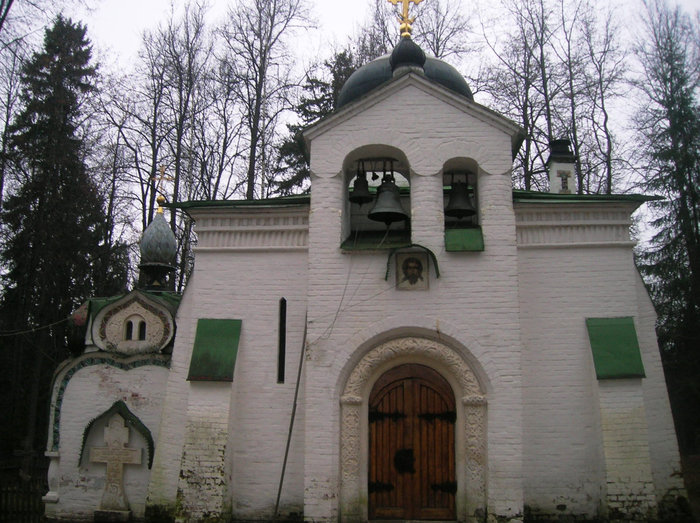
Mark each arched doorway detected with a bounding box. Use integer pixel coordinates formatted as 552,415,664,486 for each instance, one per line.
368,364,456,520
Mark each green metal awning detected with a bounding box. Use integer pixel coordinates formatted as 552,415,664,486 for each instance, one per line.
187,319,242,381
586,317,645,379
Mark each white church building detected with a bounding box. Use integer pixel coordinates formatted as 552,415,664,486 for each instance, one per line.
43,22,687,523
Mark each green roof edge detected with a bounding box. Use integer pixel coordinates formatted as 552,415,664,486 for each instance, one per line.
165,194,310,210
165,189,660,211
512,189,661,203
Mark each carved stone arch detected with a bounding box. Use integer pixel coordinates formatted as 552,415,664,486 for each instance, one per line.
339,336,487,522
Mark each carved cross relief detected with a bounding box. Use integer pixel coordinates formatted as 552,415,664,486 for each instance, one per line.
89,414,142,512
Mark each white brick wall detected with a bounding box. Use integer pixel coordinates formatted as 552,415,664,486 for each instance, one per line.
134,72,683,523
305,79,525,521
516,203,684,519
149,208,309,521
598,380,656,519
635,272,686,499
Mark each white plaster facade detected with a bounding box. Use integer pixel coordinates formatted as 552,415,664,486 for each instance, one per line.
46,64,685,523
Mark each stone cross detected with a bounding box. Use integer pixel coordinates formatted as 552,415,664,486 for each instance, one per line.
90,414,142,512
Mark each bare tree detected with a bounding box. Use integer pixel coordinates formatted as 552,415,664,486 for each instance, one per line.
414,0,474,60
160,2,211,226
104,32,171,231
481,0,626,193
220,0,310,200
1,0,87,50
482,0,554,189
579,4,626,194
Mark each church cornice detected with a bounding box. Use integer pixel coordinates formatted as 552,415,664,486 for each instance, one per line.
514,201,641,248
187,206,309,252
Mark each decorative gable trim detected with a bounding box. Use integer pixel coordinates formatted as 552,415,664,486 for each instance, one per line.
90,290,176,354
514,202,639,248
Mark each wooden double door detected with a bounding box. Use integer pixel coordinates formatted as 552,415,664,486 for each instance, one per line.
368,364,456,520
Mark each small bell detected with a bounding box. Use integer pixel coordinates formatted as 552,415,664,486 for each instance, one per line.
349,172,373,205
368,174,408,226
445,181,476,219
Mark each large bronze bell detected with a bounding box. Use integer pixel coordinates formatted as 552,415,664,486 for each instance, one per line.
368,175,408,225
349,173,373,205
445,181,476,219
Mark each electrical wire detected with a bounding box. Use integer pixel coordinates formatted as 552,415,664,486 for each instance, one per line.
0,317,71,337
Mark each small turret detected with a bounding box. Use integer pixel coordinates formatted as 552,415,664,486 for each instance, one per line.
547,139,576,194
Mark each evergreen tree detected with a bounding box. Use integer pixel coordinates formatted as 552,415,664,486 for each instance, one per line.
0,16,126,465
273,49,357,194
634,1,700,453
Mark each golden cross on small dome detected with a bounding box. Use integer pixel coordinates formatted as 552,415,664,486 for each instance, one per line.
387,0,423,37
152,165,174,214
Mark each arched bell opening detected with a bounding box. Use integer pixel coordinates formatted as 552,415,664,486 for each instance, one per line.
341,146,412,250
442,157,480,231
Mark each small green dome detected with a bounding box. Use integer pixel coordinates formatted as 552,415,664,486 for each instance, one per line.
336,40,473,109
390,36,426,70
139,212,177,269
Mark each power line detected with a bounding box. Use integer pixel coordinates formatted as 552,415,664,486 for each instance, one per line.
0,317,71,337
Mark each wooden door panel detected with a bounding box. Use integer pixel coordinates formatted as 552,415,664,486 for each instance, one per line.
369,380,407,518
369,364,456,520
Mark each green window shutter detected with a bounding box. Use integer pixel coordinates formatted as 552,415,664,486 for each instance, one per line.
445,228,484,252
187,319,242,381
586,317,645,379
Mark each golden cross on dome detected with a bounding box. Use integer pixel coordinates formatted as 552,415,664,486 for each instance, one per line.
387,0,423,37
152,165,174,214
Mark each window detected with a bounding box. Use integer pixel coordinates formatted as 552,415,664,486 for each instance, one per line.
278,298,286,383
124,314,146,341
124,321,134,341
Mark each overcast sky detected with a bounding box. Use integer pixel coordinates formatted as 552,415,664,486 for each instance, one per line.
69,0,372,69
70,0,699,73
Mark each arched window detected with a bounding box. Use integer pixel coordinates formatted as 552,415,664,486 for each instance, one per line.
124,314,146,342
124,321,134,341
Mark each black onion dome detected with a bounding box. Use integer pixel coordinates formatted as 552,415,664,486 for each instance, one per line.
423,56,473,100
139,212,177,269
390,36,426,70
336,40,473,109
